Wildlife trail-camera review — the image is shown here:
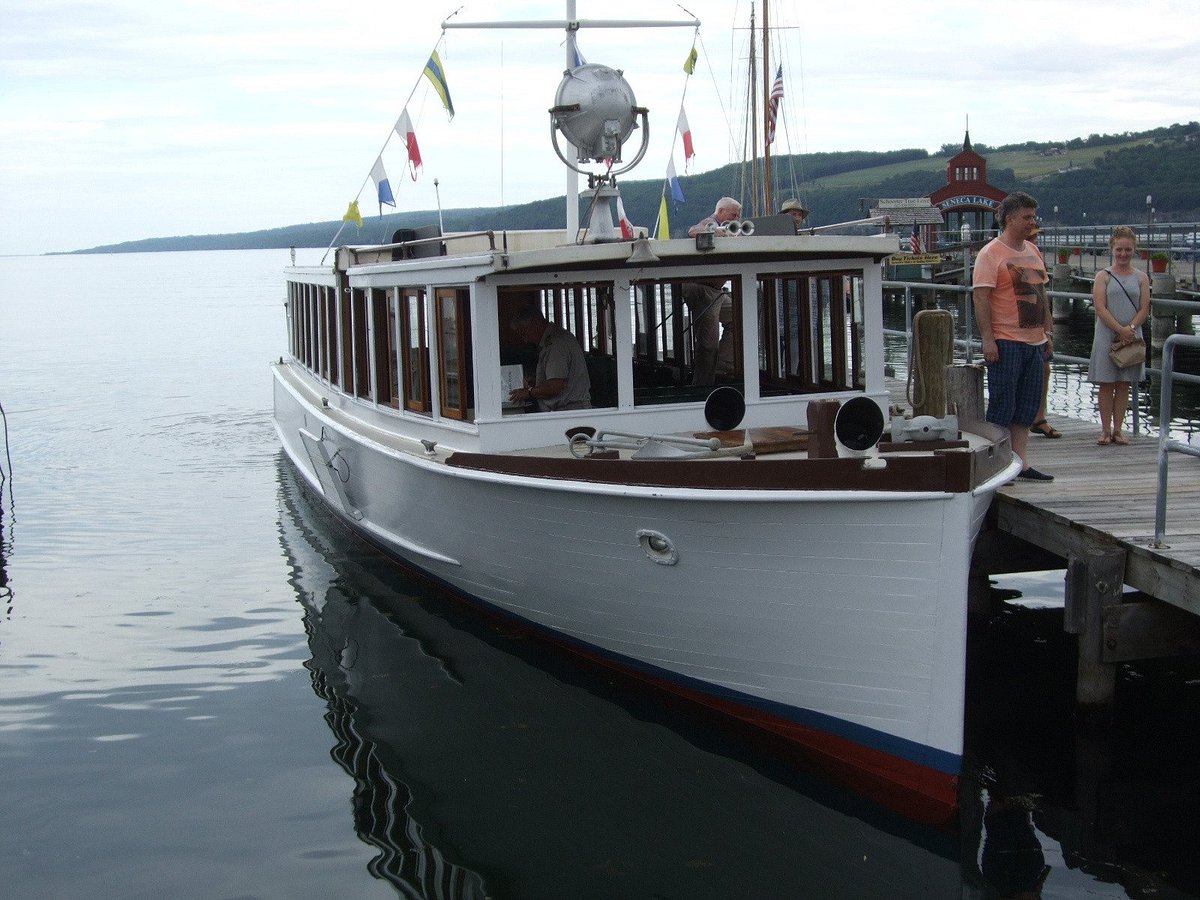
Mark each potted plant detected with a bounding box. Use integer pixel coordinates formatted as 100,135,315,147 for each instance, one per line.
1056,247,1070,264
1151,251,1170,273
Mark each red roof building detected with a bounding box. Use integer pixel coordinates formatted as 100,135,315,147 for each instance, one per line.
928,131,1008,247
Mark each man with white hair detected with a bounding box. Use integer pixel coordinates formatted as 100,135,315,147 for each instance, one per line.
688,197,742,237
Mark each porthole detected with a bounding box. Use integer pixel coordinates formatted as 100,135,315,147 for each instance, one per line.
636,529,678,566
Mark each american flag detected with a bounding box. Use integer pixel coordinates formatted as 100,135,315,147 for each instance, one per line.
910,224,922,254
766,66,783,146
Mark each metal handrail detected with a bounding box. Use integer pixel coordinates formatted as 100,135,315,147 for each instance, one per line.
1153,334,1200,547
883,280,1200,436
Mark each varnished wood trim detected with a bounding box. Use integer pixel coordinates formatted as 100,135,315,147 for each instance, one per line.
446,450,982,492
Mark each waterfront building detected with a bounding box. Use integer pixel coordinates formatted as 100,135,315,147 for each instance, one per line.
929,131,1008,246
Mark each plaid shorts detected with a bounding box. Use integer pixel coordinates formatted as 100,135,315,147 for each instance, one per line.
985,340,1046,428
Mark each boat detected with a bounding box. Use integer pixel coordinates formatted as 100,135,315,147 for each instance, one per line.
271,7,1020,826
276,459,965,896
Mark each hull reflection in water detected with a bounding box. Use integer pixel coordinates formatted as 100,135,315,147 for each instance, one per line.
277,457,963,899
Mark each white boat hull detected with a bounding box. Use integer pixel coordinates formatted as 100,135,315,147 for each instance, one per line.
275,366,1014,823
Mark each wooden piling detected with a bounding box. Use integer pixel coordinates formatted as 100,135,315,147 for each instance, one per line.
910,310,953,417
1064,547,1126,710
945,364,985,423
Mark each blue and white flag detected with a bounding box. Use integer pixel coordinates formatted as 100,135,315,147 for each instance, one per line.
370,157,396,211
666,158,685,204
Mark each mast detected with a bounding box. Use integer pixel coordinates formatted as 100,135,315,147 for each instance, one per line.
748,4,759,215
565,0,580,239
761,0,772,215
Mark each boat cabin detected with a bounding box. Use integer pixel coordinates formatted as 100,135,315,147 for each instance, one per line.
282,228,898,453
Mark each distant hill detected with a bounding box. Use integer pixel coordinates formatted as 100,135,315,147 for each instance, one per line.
63,122,1200,254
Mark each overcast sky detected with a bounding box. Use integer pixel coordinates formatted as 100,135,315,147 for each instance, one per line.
3,0,1199,255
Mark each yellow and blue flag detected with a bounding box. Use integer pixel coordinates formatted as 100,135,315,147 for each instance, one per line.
424,51,455,119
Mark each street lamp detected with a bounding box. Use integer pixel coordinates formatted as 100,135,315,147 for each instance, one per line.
1146,195,1154,274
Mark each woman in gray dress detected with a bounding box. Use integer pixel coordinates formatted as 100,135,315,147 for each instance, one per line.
1089,226,1151,445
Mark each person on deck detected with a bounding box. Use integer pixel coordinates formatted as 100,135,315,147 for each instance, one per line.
688,197,742,237
508,307,591,412
1088,225,1151,445
681,197,744,385
972,191,1055,482
779,198,809,231
681,278,736,385
1028,222,1061,440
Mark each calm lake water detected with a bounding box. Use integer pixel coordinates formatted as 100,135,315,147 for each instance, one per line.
3,249,1200,899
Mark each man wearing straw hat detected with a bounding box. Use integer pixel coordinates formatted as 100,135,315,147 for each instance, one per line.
779,197,809,230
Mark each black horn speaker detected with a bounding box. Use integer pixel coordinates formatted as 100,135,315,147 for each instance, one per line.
704,386,745,432
834,396,884,452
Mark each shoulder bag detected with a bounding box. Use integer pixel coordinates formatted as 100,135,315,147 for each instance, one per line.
1104,268,1147,368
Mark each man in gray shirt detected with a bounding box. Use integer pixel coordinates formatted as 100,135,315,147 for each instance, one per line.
508,308,592,411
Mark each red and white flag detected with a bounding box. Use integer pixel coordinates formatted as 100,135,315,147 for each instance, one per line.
677,108,694,169
910,223,922,254
394,109,422,180
766,66,783,146
616,196,635,239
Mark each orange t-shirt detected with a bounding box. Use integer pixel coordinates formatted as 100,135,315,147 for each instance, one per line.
972,238,1050,344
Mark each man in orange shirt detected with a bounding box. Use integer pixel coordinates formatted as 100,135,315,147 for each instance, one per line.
972,191,1055,481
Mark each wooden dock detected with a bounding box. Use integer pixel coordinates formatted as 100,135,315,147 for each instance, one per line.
978,411,1200,614
887,374,1200,703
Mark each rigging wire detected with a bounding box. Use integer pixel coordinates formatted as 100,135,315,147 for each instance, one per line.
721,1,812,215
322,31,452,262
764,6,808,209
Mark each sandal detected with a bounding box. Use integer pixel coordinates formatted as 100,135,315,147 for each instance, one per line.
1097,432,1112,445
1031,419,1062,439
1112,432,1129,445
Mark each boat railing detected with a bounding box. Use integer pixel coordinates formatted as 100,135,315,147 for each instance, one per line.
1154,334,1200,547
341,230,498,264
801,214,891,235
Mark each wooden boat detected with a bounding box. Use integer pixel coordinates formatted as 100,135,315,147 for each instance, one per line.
272,12,1019,825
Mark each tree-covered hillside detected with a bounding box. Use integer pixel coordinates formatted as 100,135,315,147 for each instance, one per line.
65,123,1200,254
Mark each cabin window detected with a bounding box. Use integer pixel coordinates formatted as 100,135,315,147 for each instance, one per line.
435,287,474,421
339,286,353,390
324,287,340,388
399,288,431,414
350,288,371,399
498,283,615,411
758,271,863,395
631,276,741,405
317,286,330,379
371,288,399,408
289,283,306,366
